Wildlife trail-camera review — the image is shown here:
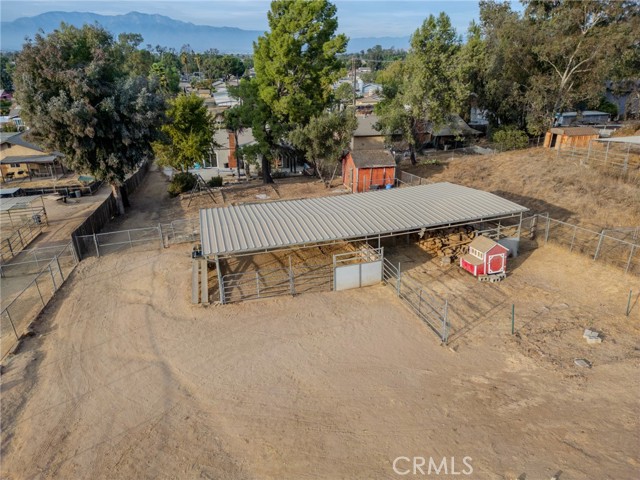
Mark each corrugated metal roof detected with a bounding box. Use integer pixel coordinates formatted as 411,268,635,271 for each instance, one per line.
0,195,42,211
350,150,396,168
200,183,528,256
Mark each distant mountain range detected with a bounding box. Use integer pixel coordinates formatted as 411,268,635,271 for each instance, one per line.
1,11,410,54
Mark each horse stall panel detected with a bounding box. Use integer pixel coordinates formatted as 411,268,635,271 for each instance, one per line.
333,246,384,291
360,260,383,286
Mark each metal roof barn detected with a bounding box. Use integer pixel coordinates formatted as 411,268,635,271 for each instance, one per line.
200,183,528,257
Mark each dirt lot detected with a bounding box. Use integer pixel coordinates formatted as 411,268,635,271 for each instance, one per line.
1,151,638,479
1,241,638,479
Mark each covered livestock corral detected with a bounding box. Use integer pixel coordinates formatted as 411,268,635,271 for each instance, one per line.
197,183,528,304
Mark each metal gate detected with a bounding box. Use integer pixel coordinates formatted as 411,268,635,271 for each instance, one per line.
333,246,383,291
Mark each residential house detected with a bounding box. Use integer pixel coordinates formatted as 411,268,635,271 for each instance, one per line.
0,132,64,182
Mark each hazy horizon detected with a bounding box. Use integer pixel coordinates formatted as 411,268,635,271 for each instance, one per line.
1,1,525,38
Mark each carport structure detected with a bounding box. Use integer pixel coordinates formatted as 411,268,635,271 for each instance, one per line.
199,182,528,304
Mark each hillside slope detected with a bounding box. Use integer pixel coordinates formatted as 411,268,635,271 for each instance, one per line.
403,148,640,229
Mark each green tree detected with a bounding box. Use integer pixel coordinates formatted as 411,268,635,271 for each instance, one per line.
227,78,278,183
154,93,215,172
14,23,165,215
522,0,635,133
377,13,461,164
252,0,348,182
491,126,529,150
149,61,180,94
334,82,355,109
0,53,15,91
289,108,357,185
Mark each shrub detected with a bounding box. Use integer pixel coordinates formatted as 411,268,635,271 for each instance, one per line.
207,176,223,187
271,170,289,179
168,172,197,197
492,126,529,151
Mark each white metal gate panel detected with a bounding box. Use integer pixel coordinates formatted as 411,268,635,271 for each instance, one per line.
333,246,383,291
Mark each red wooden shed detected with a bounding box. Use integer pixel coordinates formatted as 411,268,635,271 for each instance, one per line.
460,236,509,277
342,150,396,193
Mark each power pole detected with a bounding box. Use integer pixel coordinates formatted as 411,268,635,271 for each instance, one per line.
352,56,357,107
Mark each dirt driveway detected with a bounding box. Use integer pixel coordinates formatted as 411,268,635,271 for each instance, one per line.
1,243,638,479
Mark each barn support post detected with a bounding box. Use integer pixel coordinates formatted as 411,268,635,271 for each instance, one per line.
593,231,605,260
569,224,578,252
215,255,225,304
396,262,402,296
289,255,295,296
93,233,100,257
625,245,635,274
256,271,261,298
127,230,133,249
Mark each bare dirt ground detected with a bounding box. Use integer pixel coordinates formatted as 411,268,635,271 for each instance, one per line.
404,148,640,229
1,243,638,479
104,164,347,231
1,153,638,479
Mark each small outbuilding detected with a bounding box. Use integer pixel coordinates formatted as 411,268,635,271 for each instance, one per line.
342,150,396,193
460,236,509,277
544,127,599,150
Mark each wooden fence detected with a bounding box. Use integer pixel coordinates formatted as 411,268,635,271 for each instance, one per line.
70,162,150,259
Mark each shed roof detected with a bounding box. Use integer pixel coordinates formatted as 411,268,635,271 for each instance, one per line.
350,150,396,168
200,183,528,257
469,235,507,253
426,114,482,137
0,195,42,211
550,127,599,136
354,115,382,137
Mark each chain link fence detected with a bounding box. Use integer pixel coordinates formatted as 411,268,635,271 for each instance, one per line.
74,217,200,260
1,242,78,359
521,214,639,275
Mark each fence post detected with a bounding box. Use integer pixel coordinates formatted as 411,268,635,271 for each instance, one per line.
158,223,164,248
511,304,515,335
35,277,45,306
626,289,633,317
17,229,25,248
544,215,551,244
569,224,578,252
127,229,133,249
289,256,295,296
5,309,19,339
256,271,260,298
625,245,635,274
56,255,63,281
93,233,100,258
442,299,449,344
593,231,605,260
48,264,57,291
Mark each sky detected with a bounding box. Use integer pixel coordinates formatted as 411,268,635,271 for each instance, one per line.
1,1,524,38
